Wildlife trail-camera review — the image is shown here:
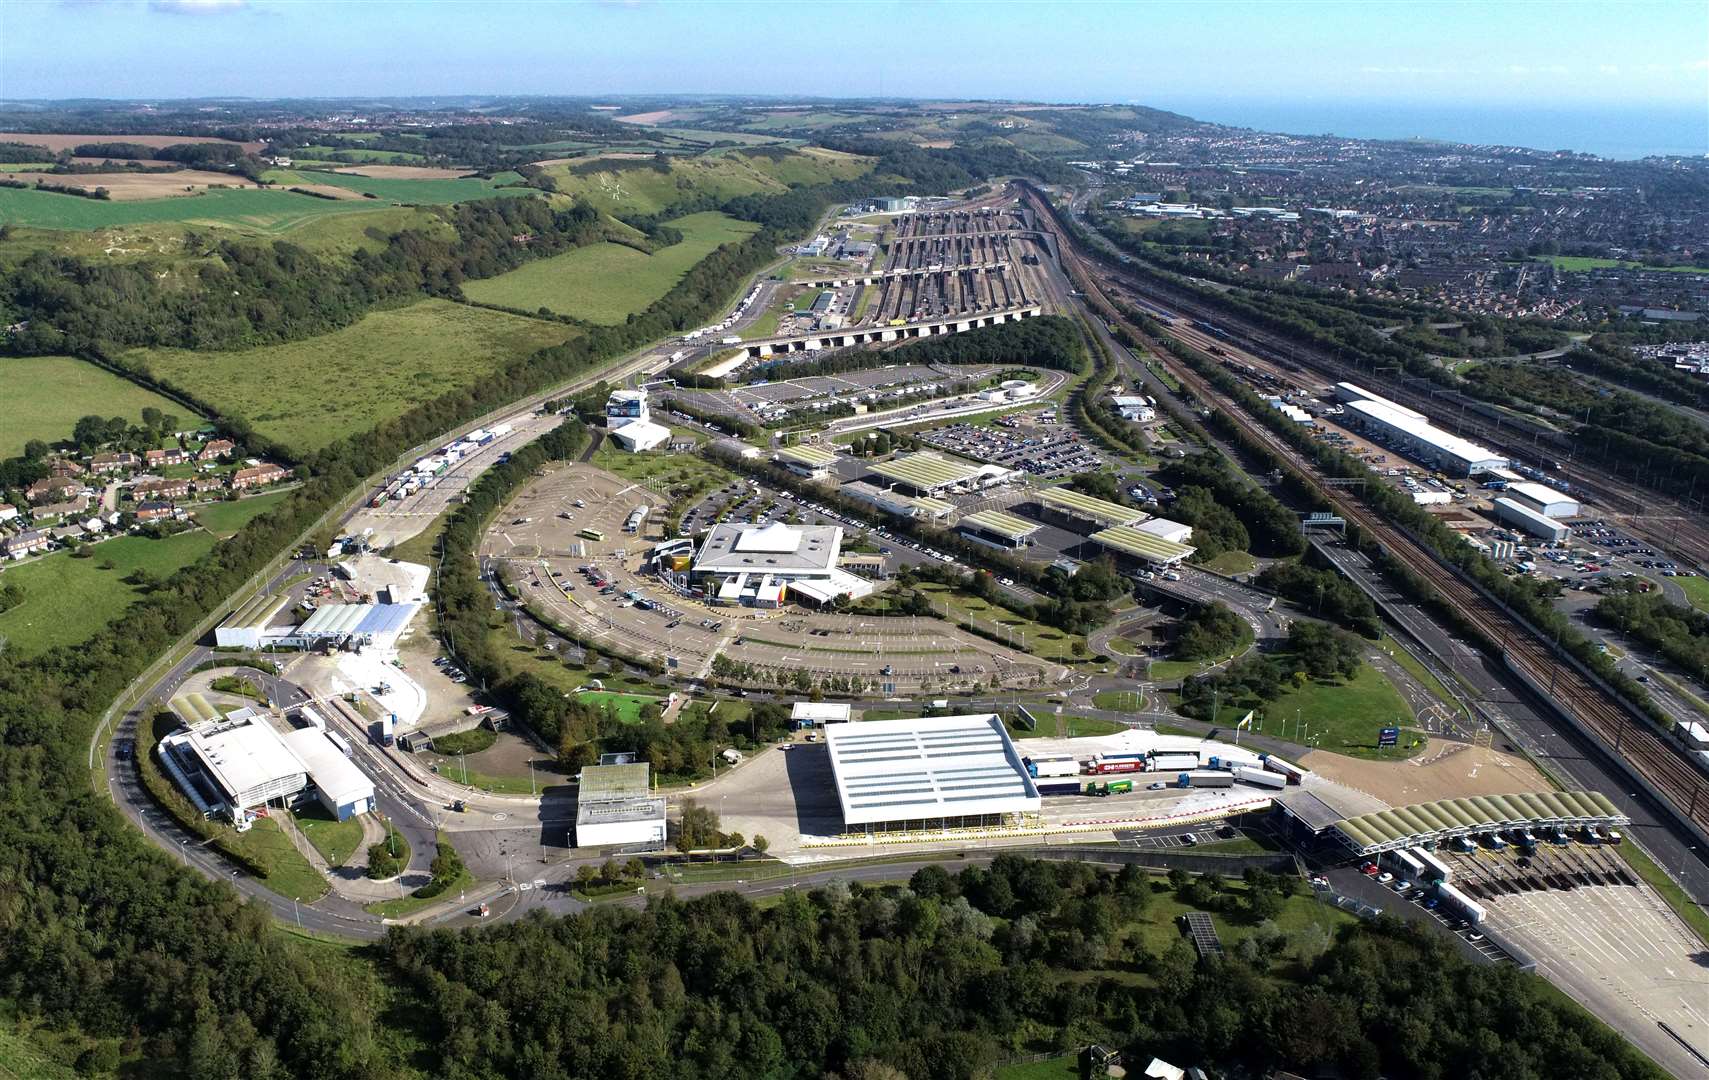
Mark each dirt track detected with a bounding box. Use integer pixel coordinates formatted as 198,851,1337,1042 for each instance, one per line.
1302,743,1552,807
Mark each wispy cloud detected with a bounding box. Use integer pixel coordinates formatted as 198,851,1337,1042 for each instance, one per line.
149,0,247,14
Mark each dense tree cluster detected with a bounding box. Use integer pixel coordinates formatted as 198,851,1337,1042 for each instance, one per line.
1180,622,1365,719
1172,601,1252,661
1257,561,1382,637
0,197,607,361
378,855,1663,1080
1157,454,1307,559
1595,589,1709,687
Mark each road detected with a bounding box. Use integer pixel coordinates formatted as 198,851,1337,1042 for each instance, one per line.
1313,536,1709,904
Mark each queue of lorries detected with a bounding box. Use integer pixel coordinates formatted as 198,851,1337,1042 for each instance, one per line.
1022,749,1305,797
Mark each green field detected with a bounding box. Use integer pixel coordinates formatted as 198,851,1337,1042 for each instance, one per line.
0,184,415,232
1237,662,1420,760
297,146,427,164
1198,550,1257,576
189,490,294,539
0,355,191,457
294,170,531,205
995,1055,1077,1080
227,817,328,902
464,211,759,323
128,300,575,451
295,806,365,868
0,532,219,655
1549,256,1709,274
574,689,664,724
1672,574,1709,613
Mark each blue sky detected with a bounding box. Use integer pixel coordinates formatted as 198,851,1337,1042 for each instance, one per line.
2,0,1705,110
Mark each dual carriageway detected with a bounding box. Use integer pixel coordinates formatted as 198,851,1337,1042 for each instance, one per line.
1024,184,1709,855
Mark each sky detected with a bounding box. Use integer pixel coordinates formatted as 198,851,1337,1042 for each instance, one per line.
1,0,1705,112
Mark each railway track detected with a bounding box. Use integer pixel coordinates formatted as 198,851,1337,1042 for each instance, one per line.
1026,187,1709,836
1058,216,1709,568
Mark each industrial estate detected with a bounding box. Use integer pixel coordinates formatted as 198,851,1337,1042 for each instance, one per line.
3,80,1708,1080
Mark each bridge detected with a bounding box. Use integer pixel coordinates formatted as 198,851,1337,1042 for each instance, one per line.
794,261,1013,289
738,304,1043,359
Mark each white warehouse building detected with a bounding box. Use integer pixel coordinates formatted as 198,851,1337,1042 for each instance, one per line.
1506,481,1580,519
1342,398,1507,476
158,713,375,827
575,762,665,850
1491,497,1570,542
822,713,1041,835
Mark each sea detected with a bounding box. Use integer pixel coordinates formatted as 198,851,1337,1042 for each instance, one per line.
1150,100,1709,160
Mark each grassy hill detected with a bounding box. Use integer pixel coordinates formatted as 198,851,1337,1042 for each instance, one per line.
0,355,190,457
463,211,759,323
126,299,575,452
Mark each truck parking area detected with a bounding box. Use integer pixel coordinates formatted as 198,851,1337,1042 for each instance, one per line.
668,363,1011,426
481,464,1056,692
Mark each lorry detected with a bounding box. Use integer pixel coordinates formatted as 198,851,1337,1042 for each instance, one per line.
375,713,395,749
1179,770,1235,789
1258,753,1309,784
1036,781,1082,797
1436,881,1486,925
1150,753,1200,774
1232,766,1286,790
1088,754,1147,775
1024,755,1081,779
1412,847,1453,884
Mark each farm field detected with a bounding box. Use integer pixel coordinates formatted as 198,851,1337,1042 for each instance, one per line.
463,211,759,323
0,183,407,232
299,146,427,164
0,132,260,153
0,355,190,457
0,170,263,201
128,299,575,451
0,531,219,656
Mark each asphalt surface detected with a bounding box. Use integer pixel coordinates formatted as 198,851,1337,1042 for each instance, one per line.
1314,536,1709,905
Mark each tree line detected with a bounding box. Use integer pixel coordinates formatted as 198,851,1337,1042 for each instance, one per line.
377,855,1663,1080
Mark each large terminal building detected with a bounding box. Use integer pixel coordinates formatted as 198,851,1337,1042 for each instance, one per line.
157,708,375,828
688,521,876,607
823,713,1042,835
1334,382,1506,476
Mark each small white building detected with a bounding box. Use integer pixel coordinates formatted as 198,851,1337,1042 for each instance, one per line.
611,420,671,453
1134,517,1193,545
791,701,851,727
576,762,666,850
1506,481,1580,519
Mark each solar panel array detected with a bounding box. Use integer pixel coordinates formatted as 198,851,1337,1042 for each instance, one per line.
1181,912,1222,957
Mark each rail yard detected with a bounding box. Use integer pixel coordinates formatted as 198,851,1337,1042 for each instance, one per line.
1026,185,1709,846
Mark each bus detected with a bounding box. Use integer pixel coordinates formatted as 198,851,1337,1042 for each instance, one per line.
577,528,605,542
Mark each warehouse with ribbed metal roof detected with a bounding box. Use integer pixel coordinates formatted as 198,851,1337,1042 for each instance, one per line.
823,714,1041,834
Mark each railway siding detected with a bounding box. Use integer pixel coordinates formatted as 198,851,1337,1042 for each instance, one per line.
1026,185,1709,844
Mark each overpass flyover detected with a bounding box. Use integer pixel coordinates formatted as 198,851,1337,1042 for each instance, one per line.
795,261,1013,290
738,304,1043,359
